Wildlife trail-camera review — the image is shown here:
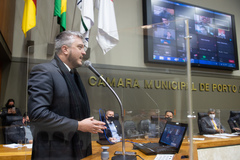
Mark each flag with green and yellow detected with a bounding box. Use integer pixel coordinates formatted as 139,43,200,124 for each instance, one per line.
54,0,67,32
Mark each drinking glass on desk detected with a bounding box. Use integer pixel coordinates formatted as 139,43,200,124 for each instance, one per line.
18,140,23,150
145,133,149,141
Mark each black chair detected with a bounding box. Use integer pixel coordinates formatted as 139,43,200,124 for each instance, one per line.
150,115,165,125
124,120,143,139
138,119,151,134
229,111,240,118
4,115,23,144
197,112,208,135
228,111,240,133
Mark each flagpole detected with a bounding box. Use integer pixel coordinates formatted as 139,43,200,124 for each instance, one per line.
50,1,56,43
71,0,79,30
50,12,55,42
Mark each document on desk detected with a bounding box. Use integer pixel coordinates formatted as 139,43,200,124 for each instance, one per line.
203,133,238,139
154,154,174,160
193,138,205,141
24,144,33,148
3,143,21,148
215,133,239,137
3,143,32,149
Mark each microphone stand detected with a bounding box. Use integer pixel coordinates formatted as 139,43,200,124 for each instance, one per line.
98,76,136,160
84,61,136,160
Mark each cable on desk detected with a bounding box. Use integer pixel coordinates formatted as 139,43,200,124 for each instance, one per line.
136,155,144,160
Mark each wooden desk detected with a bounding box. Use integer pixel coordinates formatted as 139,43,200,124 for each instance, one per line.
83,135,240,160
82,138,189,160
0,135,239,160
0,145,31,160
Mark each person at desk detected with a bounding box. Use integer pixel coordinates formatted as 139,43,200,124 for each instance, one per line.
201,108,225,134
28,30,106,160
7,112,33,144
228,114,240,132
0,99,22,117
159,111,174,136
1,99,22,140
99,110,122,143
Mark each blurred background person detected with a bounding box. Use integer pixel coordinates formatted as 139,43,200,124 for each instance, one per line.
201,108,225,134
99,110,122,143
159,111,174,136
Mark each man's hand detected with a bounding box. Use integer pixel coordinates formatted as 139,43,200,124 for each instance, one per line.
233,127,240,131
109,137,117,143
216,129,224,133
7,109,12,114
78,117,106,134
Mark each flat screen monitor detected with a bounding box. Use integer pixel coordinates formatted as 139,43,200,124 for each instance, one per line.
142,0,239,70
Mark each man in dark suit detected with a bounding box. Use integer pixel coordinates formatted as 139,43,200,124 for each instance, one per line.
228,114,240,132
28,31,106,160
99,110,122,143
201,108,225,134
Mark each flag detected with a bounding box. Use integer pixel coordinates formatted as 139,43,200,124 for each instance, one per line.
54,0,67,32
77,0,94,48
96,0,119,54
22,0,37,37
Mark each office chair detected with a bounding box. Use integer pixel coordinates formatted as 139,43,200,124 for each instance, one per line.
150,115,165,125
4,115,23,144
197,112,208,135
124,120,142,139
138,119,151,134
229,111,240,118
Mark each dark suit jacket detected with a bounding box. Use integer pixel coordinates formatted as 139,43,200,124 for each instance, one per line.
201,116,225,134
228,115,240,132
28,59,91,160
99,120,122,141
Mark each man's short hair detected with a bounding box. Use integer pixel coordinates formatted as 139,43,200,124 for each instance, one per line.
23,112,29,118
106,110,114,115
55,30,84,55
208,108,215,113
165,110,173,115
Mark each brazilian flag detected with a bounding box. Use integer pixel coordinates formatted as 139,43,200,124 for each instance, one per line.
54,0,67,32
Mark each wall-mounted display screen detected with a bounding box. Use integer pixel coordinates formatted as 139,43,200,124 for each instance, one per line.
142,0,239,70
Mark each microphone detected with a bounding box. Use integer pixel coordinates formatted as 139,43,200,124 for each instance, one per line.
84,61,136,160
233,120,239,128
84,60,101,77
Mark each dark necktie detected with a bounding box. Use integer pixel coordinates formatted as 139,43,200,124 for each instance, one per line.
70,70,74,78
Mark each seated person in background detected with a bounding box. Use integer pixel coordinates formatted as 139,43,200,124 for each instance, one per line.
159,111,174,136
0,99,22,117
1,99,22,127
7,112,33,144
228,114,240,132
201,108,225,134
99,110,122,143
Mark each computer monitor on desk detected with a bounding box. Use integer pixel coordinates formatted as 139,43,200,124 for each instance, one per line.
133,121,188,155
